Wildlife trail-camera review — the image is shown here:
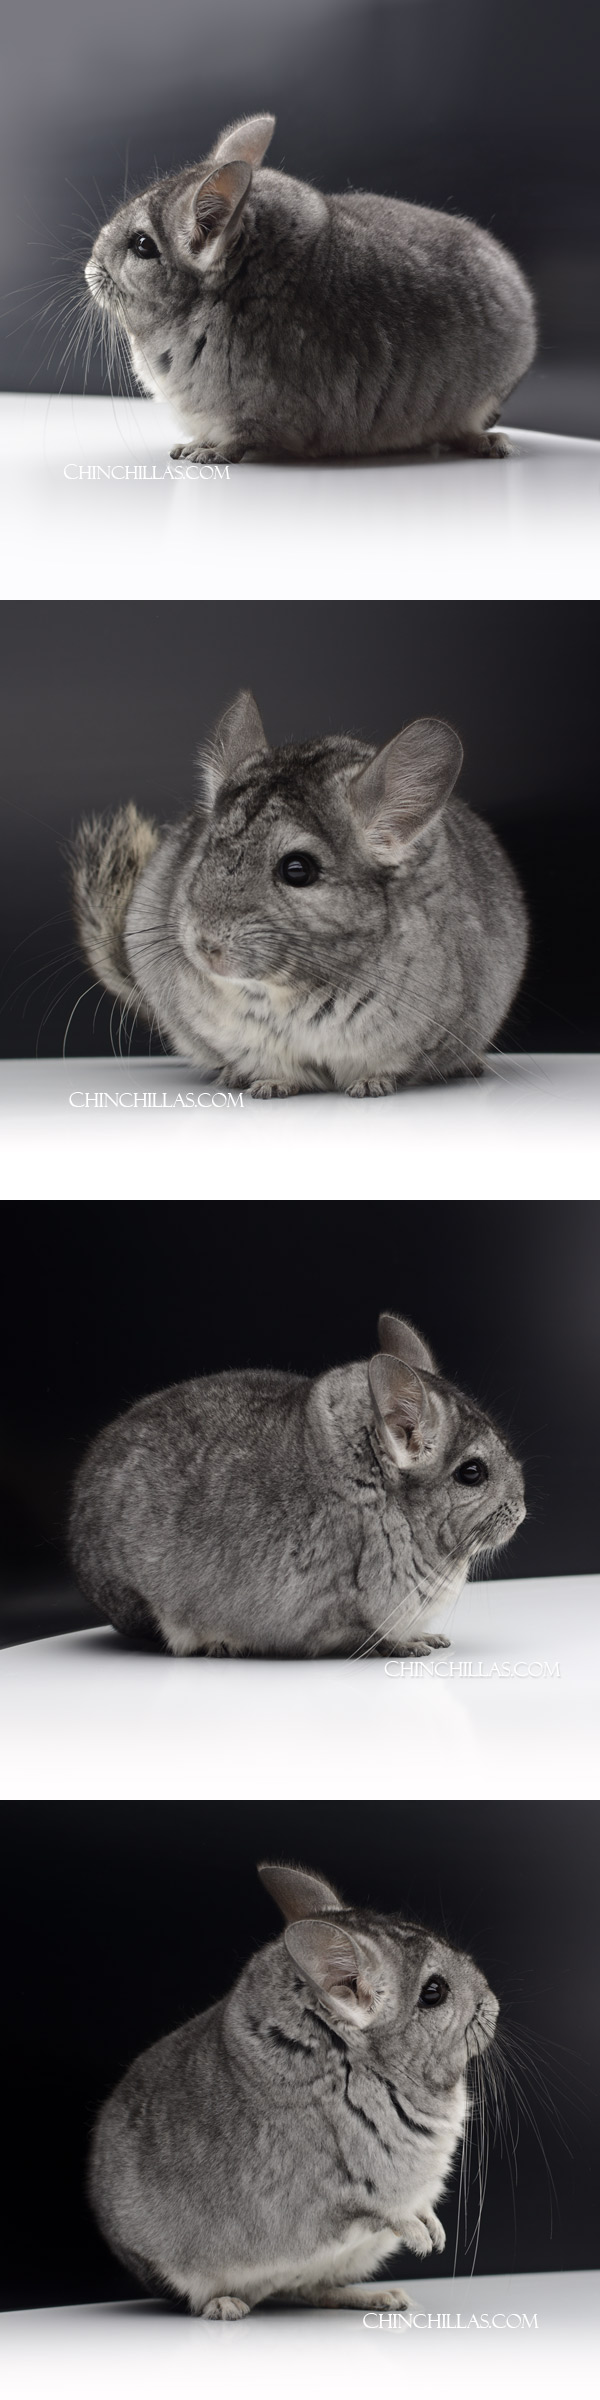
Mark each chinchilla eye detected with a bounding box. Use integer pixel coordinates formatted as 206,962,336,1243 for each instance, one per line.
129,232,160,261
453,1458,489,1486
276,853,320,887
418,1976,449,2008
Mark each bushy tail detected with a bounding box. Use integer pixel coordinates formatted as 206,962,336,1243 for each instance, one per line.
68,805,159,1004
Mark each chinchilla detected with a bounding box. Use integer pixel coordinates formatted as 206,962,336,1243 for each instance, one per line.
70,691,528,1098
68,1310,526,1657
83,113,535,463
89,1859,499,2318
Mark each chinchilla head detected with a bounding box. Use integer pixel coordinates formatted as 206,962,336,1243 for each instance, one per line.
258,1863,499,2099
313,1311,526,1565
369,1312,525,1560
84,115,276,342
159,688,464,993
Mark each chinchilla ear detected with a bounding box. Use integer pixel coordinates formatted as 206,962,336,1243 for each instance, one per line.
378,1314,437,1375
198,689,270,811
211,114,276,168
258,1863,343,1921
351,718,463,863
285,1918,382,2026
369,1352,445,1469
169,159,252,263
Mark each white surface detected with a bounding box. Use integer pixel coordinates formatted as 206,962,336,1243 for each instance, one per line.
1,1576,598,1800
1,396,599,599
1,1054,598,1200
0,2277,597,2400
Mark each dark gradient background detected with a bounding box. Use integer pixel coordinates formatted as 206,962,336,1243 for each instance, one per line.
1,601,599,1062
2,0,600,433
2,1200,598,1646
0,1800,597,2308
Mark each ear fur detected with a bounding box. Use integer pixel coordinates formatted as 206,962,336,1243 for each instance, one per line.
258,1862,343,1922
199,689,270,810
378,1314,437,1375
351,718,463,863
211,113,276,168
369,1352,442,1468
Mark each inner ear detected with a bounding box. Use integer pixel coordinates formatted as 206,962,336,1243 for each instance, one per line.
191,160,252,254
351,719,463,863
369,1351,436,1464
285,1919,367,2000
198,688,270,810
378,1314,438,1375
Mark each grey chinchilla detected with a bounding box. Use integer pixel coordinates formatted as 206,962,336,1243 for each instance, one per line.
70,691,528,1098
89,1859,499,2318
68,1311,526,1657
83,112,536,462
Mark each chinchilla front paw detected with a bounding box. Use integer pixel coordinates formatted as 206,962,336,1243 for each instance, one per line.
346,1075,398,1098
392,1639,437,1657
170,440,245,465
248,1078,303,1099
201,2294,251,2320
426,1634,452,1648
452,427,513,459
392,2209,445,2258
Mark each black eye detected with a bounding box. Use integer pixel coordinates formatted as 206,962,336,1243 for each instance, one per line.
419,1976,449,2009
129,232,160,261
276,853,320,887
453,1457,489,1486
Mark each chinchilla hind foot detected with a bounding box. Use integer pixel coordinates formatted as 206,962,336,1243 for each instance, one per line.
310,2282,413,2310
199,2294,251,2320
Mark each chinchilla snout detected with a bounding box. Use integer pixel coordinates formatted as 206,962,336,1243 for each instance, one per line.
468,1984,500,2054
477,1458,526,1551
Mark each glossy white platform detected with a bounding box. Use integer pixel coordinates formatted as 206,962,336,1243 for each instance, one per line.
1,1054,598,1201
1,396,598,600
1,1575,597,1800
0,2275,596,2400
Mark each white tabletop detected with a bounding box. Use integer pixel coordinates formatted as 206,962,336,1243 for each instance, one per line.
1,396,598,600
0,2275,596,2400
1,1574,597,1800
1,1054,598,1201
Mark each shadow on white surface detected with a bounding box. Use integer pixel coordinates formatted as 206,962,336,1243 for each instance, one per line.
1,2274,597,2400
1,1576,598,1799
1,1054,599,1199
1,397,599,598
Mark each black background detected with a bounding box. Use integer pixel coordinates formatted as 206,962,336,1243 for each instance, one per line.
3,0,600,431
1,601,599,1061
0,1800,596,2309
2,1200,599,1645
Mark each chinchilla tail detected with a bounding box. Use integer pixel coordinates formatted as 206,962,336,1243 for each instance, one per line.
68,804,159,1004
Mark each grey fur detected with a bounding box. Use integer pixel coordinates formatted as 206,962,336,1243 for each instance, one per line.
89,1859,499,2318
70,693,528,1097
84,113,536,462
69,1310,526,1657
